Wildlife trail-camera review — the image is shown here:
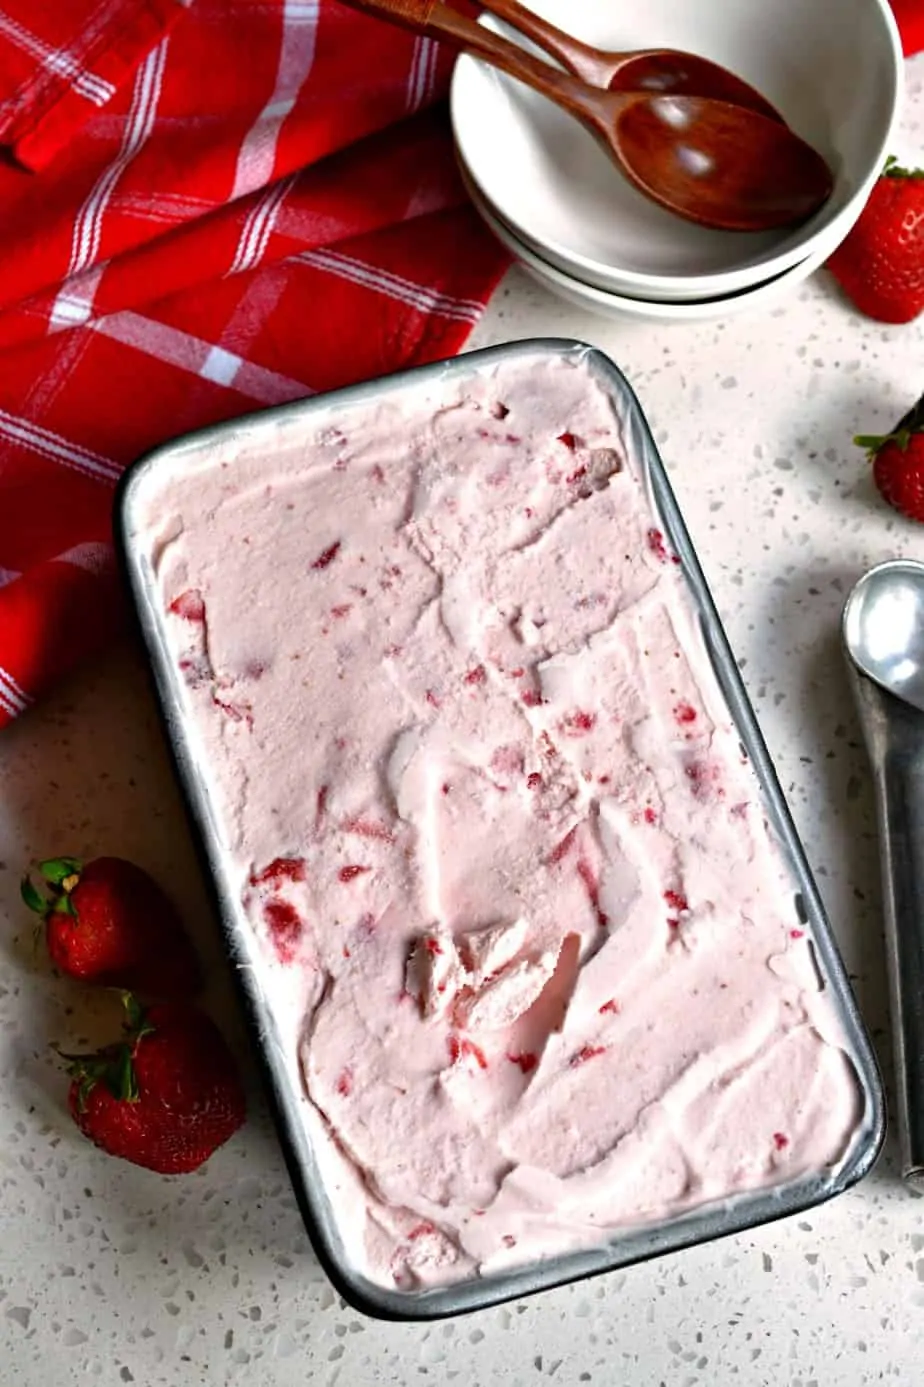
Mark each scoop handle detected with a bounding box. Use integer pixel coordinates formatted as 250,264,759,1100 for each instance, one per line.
336,0,618,128
851,668,924,1189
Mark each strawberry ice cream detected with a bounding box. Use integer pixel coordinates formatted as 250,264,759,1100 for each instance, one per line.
133,349,865,1294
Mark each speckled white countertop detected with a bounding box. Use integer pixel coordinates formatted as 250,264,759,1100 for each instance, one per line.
1,59,923,1387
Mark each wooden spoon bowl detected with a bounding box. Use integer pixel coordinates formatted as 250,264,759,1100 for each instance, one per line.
610,94,831,230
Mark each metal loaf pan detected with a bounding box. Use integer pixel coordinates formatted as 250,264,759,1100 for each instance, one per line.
115,338,885,1321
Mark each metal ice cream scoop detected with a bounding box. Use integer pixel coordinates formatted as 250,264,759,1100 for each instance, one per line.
843,559,924,1190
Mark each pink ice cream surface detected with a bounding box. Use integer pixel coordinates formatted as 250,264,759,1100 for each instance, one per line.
138,354,862,1292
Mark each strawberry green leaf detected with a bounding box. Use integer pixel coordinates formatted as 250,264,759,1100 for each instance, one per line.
121,991,146,1033
20,875,46,914
57,1049,108,1113
883,154,924,180
115,1047,140,1103
51,893,77,917
38,857,83,886
72,1070,95,1115
59,1043,140,1107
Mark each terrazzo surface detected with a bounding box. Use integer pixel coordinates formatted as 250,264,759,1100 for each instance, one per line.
1,56,923,1387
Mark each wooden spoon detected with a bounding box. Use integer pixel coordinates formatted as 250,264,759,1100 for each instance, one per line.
342,0,832,232
478,0,784,121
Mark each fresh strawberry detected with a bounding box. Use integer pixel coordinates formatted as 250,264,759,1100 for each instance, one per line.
64,994,246,1174
826,157,924,324
856,391,924,522
21,855,202,996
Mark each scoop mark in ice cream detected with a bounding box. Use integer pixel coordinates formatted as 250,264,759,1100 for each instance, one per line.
146,353,864,1294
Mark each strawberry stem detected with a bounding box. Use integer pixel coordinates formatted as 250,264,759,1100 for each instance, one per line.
854,430,912,457
38,857,83,886
855,394,924,458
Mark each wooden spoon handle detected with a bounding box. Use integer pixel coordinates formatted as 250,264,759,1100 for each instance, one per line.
338,0,613,128
475,0,606,81
352,0,437,25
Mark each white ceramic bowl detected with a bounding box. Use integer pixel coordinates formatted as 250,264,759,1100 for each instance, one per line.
450,0,903,302
462,167,833,323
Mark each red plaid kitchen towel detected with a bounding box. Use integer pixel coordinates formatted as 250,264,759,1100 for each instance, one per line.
0,0,511,727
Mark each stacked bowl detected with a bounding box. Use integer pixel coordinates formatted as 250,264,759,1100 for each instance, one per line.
451,0,904,322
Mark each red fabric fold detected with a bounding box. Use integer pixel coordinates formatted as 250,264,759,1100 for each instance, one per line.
0,1,511,726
